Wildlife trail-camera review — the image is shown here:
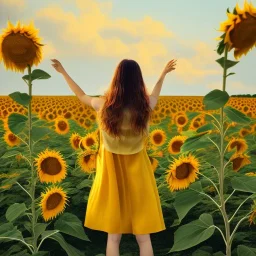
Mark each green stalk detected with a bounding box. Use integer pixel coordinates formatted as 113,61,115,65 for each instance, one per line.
219,45,231,256
27,65,37,252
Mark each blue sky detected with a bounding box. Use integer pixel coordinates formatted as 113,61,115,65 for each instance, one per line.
0,0,255,96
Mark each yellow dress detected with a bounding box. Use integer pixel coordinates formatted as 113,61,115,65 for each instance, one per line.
84,107,166,235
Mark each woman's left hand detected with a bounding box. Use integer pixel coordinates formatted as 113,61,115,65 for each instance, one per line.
51,59,66,74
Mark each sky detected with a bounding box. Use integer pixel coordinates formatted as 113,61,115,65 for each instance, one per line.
0,0,255,96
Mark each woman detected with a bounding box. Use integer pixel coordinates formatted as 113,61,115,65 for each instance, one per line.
51,58,176,256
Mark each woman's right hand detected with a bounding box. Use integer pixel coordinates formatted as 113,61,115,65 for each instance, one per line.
162,59,177,76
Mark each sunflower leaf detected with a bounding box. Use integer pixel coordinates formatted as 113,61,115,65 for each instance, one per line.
5,203,27,222
31,69,51,80
203,89,230,110
173,182,203,223
216,57,239,69
224,106,252,124
227,7,230,13
226,72,236,77
31,126,51,143
169,213,215,252
48,232,84,256
8,113,28,134
0,223,25,242
237,245,256,256
8,92,31,107
233,7,238,15
231,176,256,193
54,212,90,241
217,39,226,55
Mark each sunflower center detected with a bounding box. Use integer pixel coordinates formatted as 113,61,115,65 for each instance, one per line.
230,141,241,151
84,155,91,163
8,133,17,142
86,138,95,147
2,33,37,64
177,116,186,125
58,121,67,131
41,157,62,175
153,133,163,144
230,14,256,49
73,137,80,148
176,163,192,179
46,193,62,210
172,141,183,153
232,157,243,170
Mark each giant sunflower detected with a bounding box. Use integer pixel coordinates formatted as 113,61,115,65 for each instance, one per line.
174,112,189,128
77,150,97,173
218,0,256,59
227,137,248,154
0,20,43,72
34,148,67,183
54,117,70,135
230,152,251,172
149,128,167,147
39,185,68,221
3,130,21,147
249,201,256,225
166,153,200,191
167,135,188,155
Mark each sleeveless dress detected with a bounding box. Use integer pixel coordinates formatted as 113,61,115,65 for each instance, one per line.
84,96,166,234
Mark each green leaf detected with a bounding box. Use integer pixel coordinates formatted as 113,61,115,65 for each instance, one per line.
31,127,51,142
54,212,90,241
231,176,256,193
196,123,215,133
217,39,226,55
203,89,230,110
48,233,84,256
8,92,31,107
173,182,203,222
216,57,239,69
76,179,93,189
6,203,27,222
0,223,24,242
237,245,256,256
23,69,51,81
34,223,48,245
170,213,215,252
192,249,211,256
226,72,235,77
1,150,21,159
32,252,49,256
8,113,28,134
224,106,251,124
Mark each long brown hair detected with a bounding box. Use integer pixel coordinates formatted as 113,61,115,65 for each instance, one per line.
99,59,153,139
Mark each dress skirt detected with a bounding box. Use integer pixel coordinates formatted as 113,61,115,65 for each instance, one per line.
84,133,166,234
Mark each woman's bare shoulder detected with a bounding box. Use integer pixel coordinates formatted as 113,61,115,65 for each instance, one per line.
91,96,106,111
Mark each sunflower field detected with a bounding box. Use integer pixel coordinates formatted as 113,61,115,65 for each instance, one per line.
1,1,256,256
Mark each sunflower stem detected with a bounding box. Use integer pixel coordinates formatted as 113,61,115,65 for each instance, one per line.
224,189,236,204
219,45,232,256
27,64,37,252
207,137,221,155
15,181,32,200
198,172,220,198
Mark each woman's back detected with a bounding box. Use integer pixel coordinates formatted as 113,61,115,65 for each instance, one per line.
93,95,158,154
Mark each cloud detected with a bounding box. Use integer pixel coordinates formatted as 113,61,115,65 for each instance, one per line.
0,0,25,8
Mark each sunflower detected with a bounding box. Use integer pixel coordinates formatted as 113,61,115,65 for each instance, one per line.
149,128,166,146
77,150,97,173
81,131,99,150
166,153,200,192
3,130,21,147
0,20,43,72
174,112,189,128
230,152,251,172
218,0,256,59
39,185,68,221
34,148,67,183
69,132,83,150
54,117,70,135
227,137,248,154
167,135,188,154
149,156,159,172
239,128,251,137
